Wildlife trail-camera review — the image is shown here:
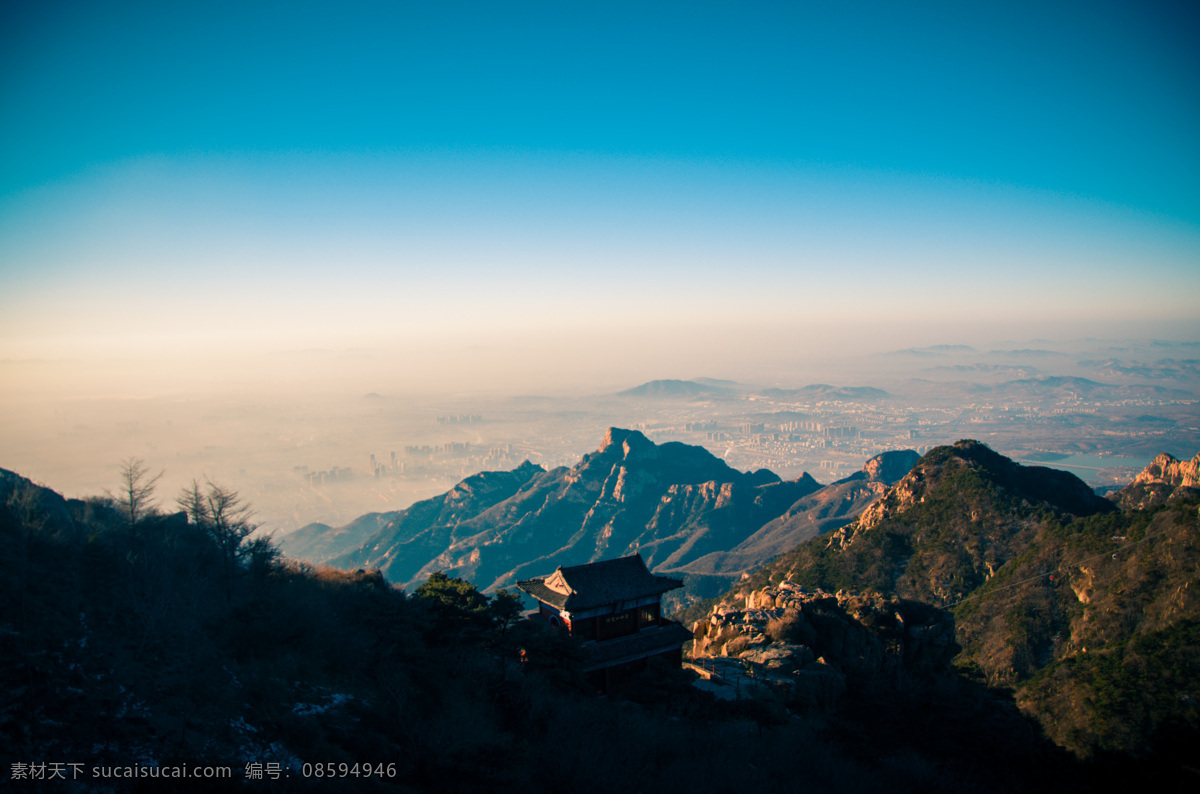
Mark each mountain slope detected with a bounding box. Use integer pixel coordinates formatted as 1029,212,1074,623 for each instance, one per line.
676,449,920,577
754,440,1114,606
310,460,548,582
694,442,1199,760
3,465,1140,794
278,513,391,562
280,460,547,567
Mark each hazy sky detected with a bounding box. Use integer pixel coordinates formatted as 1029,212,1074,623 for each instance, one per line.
2,0,1198,394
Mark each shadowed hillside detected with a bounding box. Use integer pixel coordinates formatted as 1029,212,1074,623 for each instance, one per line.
4,464,1139,794
6,463,1176,793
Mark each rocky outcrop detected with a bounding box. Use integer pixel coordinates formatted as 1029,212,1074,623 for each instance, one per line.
859,449,922,484
690,581,958,710
1109,451,1200,510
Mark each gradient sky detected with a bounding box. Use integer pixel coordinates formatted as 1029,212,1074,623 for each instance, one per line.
2,0,1198,392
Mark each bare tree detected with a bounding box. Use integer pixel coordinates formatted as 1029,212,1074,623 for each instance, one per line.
177,479,257,603
108,456,163,536
176,479,207,526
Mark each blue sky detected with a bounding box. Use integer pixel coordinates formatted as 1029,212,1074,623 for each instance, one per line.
1,0,1198,388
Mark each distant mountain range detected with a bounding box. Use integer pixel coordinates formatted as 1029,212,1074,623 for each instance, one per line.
884,344,976,357
904,374,1195,401
280,430,921,603
614,374,1193,406
615,379,891,402
616,379,736,398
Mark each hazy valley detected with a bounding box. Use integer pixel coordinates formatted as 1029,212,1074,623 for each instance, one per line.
4,337,1196,542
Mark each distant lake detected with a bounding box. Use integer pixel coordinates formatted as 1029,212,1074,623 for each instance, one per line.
1014,453,1154,486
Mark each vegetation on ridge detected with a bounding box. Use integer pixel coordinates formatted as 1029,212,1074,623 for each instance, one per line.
690,441,1200,767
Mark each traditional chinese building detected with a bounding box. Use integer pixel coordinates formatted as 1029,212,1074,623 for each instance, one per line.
516,554,693,692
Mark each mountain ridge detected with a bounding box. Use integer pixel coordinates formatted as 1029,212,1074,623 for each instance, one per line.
326,428,814,593
616,379,735,399
285,430,921,603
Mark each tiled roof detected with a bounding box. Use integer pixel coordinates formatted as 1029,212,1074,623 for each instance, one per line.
579,623,694,670
516,553,682,611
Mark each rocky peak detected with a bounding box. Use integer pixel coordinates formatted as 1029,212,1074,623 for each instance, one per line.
1110,451,1200,510
854,440,1112,537
1134,452,1200,488
599,427,650,455
861,449,921,484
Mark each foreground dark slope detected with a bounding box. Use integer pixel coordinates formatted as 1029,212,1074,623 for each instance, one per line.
713,441,1199,761
0,468,826,792
4,466,1120,794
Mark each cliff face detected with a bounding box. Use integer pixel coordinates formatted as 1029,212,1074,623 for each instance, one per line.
861,448,921,483
1109,452,1200,510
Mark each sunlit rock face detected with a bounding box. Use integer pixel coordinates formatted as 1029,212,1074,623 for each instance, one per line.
689,581,957,711
1110,451,1200,510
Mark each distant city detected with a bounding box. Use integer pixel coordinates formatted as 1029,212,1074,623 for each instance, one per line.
263,368,1194,534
